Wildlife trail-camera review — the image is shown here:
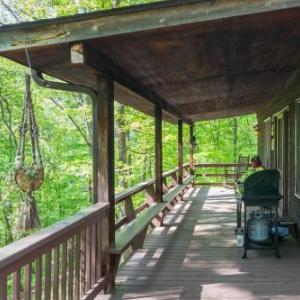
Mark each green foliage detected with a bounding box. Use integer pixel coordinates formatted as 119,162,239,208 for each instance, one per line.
194,116,257,163
0,0,162,23
0,0,257,247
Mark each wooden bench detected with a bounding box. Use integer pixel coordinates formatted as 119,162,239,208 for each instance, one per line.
109,175,194,283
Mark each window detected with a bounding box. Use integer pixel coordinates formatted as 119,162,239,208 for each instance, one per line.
295,100,300,196
263,118,272,168
276,115,284,171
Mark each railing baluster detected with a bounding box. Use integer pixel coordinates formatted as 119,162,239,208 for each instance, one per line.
162,177,169,194
96,220,102,280
171,172,177,187
74,234,80,300
61,241,67,300
101,215,109,276
0,277,7,300
86,226,91,291
44,252,52,300
80,229,86,296
13,270,21,300
53,246,60,300
24,263,32,300
184,167,188,177
35,257,42,300
91,224,96,287
124,197,135,223
145,185,155,205
124,197,145,249
145,184,161,227
68,238,74,300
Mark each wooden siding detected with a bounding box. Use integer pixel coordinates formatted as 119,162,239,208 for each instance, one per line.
98,187,300,299
257,68,300,228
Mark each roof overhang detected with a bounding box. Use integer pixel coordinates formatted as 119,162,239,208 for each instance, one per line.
1,0,300,122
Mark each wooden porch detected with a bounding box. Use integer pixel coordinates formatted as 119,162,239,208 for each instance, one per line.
106,187,300,300
1,1,300,299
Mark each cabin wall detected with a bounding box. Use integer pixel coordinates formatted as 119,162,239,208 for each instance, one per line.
257,68,300,226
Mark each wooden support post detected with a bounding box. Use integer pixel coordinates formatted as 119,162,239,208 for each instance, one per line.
94,74,115,288
178,120,183,185
155,105,163,202
189,125,195,176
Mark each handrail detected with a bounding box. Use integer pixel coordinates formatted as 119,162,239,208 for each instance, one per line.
115,179,154,204
0,164,192,299
194,162,250,186
0,203,109,276
195,163,240,168
115,163,189,204
114,164,190,229
0,203,110,300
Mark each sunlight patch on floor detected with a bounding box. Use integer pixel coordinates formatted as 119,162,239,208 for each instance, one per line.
151,226,178,236
201,283,254,299
114,187,300,300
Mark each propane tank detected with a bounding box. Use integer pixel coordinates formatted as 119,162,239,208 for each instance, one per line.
247,210,270,242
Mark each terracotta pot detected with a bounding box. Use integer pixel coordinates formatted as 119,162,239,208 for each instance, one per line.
15,167,44,192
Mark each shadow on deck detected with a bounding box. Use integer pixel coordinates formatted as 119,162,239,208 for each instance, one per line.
103,187,300,300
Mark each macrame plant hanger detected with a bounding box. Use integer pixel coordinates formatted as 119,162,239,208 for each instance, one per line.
15,73,44,232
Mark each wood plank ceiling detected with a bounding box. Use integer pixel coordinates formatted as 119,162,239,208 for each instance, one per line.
1,1,300,122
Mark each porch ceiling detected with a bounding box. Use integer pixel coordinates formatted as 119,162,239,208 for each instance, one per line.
1,0,300,122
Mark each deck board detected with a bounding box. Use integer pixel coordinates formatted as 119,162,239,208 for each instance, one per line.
100,187,300,300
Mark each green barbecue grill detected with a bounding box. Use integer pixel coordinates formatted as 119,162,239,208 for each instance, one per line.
236,169,282,258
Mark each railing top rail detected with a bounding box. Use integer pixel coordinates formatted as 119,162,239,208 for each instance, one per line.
162,168,177,178
162,163,188,177
115,179,155,204
195,163,241,167
115,164,190,204
0,202,109,276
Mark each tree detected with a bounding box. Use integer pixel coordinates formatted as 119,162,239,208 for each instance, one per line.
0,0,258,245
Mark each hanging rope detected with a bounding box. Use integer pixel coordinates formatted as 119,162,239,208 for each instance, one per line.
15,73,43,232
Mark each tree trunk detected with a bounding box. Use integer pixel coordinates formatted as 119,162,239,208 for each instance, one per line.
111,0,119,8
233,117,238,162
115,103,128,189
126,132,132,185
0,190,13,244
142,155,148,182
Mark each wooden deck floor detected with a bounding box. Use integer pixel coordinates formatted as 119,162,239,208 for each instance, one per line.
104,187,300,300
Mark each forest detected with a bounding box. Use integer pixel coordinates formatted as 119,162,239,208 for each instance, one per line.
0,0,257,248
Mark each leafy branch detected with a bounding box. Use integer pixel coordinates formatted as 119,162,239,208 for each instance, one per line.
0,94,18,149
49,97,91,149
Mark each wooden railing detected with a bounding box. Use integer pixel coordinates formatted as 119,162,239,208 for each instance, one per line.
194,163,239,186
0,164,191,299
115,164,190,230
0,203,109,300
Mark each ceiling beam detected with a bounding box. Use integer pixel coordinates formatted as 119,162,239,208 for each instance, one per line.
191,104,259,122
0,0,300,52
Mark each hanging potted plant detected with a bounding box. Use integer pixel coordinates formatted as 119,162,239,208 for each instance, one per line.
15,74,44,232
